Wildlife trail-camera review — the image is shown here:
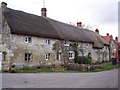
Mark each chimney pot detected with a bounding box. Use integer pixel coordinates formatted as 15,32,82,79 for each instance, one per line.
41,8,47,17
115,36,118,41
77,22,82,28
1,2,7,11
106,33,109,36
1,2,7,7
95,29,99,34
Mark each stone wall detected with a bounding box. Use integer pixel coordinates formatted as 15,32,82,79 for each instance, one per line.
5,34,59,69
91,46,109,63
67,63,102,71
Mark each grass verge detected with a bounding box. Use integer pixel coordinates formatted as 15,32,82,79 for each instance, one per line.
15,63,120,73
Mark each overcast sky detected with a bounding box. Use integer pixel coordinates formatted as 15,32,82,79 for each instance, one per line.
0,0,119,39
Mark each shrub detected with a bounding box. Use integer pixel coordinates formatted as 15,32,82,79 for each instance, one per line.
75,56,92,64
9,68,16,73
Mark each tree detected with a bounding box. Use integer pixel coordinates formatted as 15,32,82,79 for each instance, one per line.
53,41,86,64
52,40,69,66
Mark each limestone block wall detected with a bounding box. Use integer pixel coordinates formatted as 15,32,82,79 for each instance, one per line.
8,34,58,68
1,16,11,70
91,45,109,63
110,39,116,59
102,46,109,61
0,7,2,51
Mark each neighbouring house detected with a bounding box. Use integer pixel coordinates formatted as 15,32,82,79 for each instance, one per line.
102,33,116,60
0,2,110,71
118,45,120,64
114,36,120,63
77,24,109,62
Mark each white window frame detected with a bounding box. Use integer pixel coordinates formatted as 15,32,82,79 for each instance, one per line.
45,39,51,44
69,51,75,59
86,43,89,48
46,53,51,60
64,41,70,46
25,36,32,43
25,53,32,62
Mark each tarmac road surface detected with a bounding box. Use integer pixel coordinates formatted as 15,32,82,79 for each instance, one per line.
2,68,119,88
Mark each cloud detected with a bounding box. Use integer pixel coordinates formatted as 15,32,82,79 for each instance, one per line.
76,0,118,24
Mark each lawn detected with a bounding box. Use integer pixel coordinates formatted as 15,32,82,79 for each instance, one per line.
15,63,120,73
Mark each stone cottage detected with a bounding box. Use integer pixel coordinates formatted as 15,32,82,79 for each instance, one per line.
0,2,109,70
102,33,116,60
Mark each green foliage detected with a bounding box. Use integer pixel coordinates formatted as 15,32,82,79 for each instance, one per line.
76,56,92,64
102,64,119,70
70,42,79,63
14,63,119,73
9,68,16,73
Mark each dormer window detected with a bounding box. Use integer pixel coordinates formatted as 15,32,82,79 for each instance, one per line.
64,41,69,46
45,39,50,44
25,36,32,43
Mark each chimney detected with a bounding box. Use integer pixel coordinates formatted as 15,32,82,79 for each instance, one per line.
95,29,99,34
115,36,118,41
1,2,7,11
41,8,47,17
77,22,82,28
106,33,109,36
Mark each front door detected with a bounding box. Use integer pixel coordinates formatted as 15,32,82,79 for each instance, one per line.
56,52,61,60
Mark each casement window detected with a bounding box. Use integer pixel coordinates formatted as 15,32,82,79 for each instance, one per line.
45,39,50,44
2,52,6,61
25,36,32,43
69,51,75,59
64,41,69,46
46,53,51,60
25,53,32,61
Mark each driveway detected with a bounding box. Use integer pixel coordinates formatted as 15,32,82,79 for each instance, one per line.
2,69,119,88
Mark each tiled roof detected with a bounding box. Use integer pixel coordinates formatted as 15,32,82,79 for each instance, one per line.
102,36,110,44
114,40,120,48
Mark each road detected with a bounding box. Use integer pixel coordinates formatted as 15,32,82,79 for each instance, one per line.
2,69,119,88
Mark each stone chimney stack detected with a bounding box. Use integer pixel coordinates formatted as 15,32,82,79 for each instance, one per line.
77,22,82,28
95,29,99,34
106,33,109,36
41,8,47,17
1,2,7,11
115,36,118,41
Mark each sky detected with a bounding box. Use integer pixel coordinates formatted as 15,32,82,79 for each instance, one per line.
0,0,119,39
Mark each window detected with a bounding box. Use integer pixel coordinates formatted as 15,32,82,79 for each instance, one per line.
25,53,32,61
2,52,6,61
25,36,32,43
46,53,51,60
64,41,69,46
88,52,91,57
45,39,50,44
69,51,75,59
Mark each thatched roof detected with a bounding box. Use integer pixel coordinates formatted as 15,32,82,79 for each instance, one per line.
85,30,109,49
3,8,109,48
